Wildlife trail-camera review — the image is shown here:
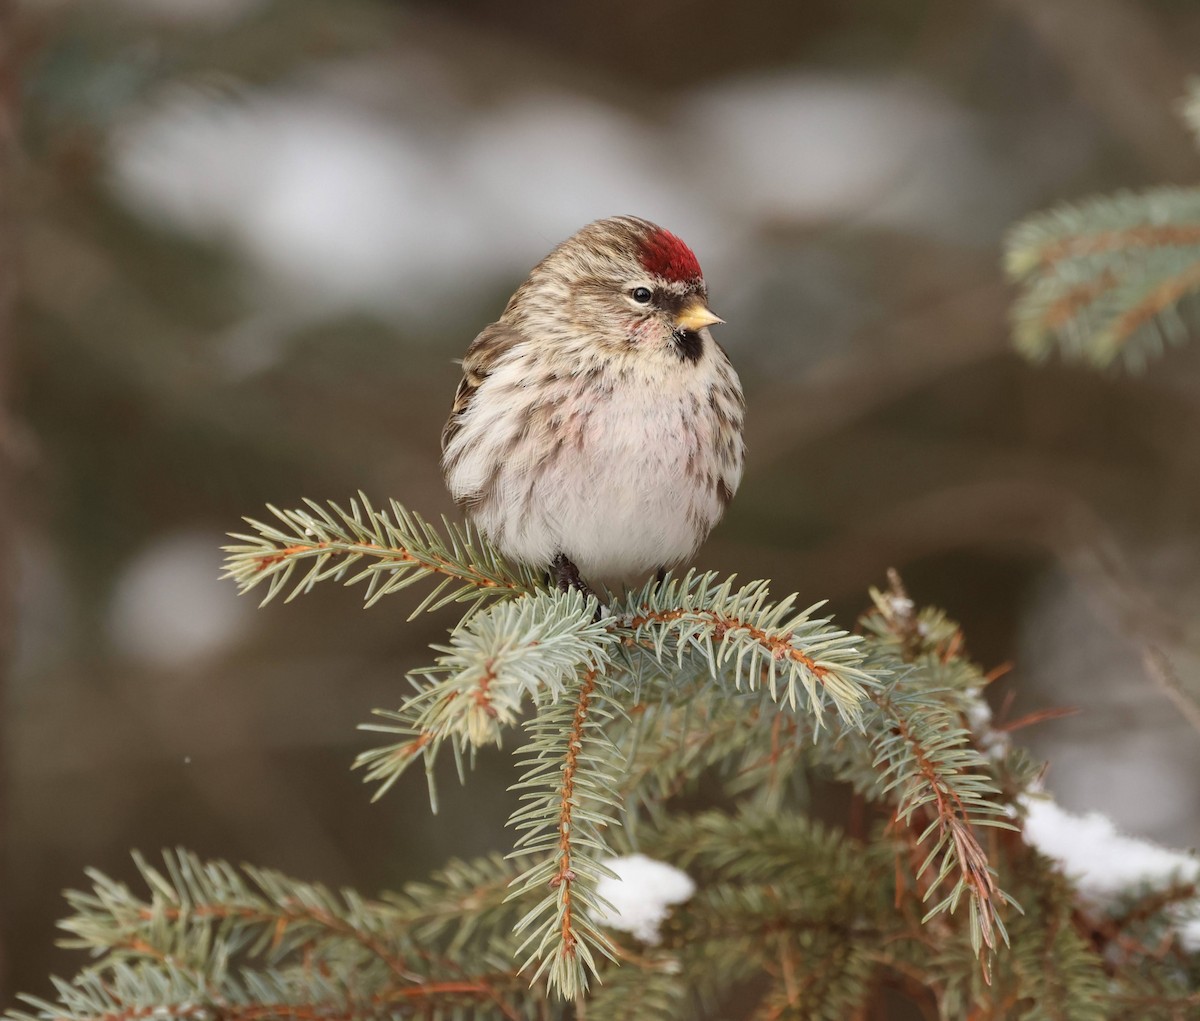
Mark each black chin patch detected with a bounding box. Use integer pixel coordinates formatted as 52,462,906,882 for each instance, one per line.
673,329,703,364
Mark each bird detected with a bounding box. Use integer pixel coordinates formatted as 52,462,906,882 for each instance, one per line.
441,215,744,598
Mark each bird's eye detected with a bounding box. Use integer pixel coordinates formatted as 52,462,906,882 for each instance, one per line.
630,287,653,304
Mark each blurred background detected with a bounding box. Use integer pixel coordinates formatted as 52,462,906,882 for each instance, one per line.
4,0,1200,1003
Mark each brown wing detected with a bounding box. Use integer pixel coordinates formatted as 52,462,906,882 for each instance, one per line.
441,321,527,453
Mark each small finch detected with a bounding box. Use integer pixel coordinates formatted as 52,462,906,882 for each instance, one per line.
442,215,745,595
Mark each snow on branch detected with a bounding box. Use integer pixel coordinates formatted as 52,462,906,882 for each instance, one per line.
1022,791,1200,952
209,498,1200,1007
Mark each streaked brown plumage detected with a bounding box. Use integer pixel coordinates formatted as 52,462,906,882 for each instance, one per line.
442,215,744,592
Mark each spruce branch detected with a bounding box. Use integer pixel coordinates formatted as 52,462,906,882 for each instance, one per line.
868,688,1011,955
328,523,880,998
583,962,689,1021
1005,176,1200,369
615,570,878,728
138,497,1192,1015
647,807,887,892
9,962,545,1021
645,809,888,1020
850,581,1017,968
384,852,528,951
222,495,537,615
1181,77,1200,150
937,867,1109,1021
506,667,626,1000
60,850,416,979
12,850,558,1021
578,573,1015,976
355,589,615,804
614,687,809,816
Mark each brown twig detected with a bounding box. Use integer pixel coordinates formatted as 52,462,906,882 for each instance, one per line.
994,0,1197,179
626,607,829,680
115,899,528,1021
865,580,1004,967
548,668,599,960
1059,513,1200,739
877,695,1003,956
472,659,499,718
1107,259,1200,345
1034,229,1200,271
1040,270,1119,330
137,900,411,979
0,0,16,998
1079,880,1199,966
248,539,524,592
1140,646,1200,738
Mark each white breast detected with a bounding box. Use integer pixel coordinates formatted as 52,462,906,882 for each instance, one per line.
445,338,743,587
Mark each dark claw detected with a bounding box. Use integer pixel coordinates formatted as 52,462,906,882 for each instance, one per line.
550,553,604,620
550,552,592,596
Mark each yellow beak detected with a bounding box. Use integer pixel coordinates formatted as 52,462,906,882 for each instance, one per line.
675,299,724,332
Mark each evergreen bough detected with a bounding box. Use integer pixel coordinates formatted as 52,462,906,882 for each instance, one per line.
1006,80,1200,370
12,84,1200,1021
6,505,1198,1019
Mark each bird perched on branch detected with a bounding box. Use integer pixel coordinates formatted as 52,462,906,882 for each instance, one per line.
442,215,744,596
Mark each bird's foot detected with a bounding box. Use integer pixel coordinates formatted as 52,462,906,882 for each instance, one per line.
550,552,592,596
550,553,604,619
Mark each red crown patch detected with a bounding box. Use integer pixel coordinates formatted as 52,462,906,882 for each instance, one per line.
638,227,703,284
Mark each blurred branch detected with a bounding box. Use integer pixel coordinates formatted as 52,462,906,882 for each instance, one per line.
1006,188,1200,370
750,273,1009,468
996,0,1198,179
1140,646,1200,738
1059,511,1200,737
0,0,17,999
716,473,1200,738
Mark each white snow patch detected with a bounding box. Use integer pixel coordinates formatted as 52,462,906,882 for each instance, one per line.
109,88,481,320
963,686,992,730
1022,793,1199,901
679,73,996,241
1015,568,1200,844
459,93,728,271
962,686,1009,759
108,85,734,325
595,854,695,944
1022,792,1200,950
109,531,248,669
1181,914,1200,952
